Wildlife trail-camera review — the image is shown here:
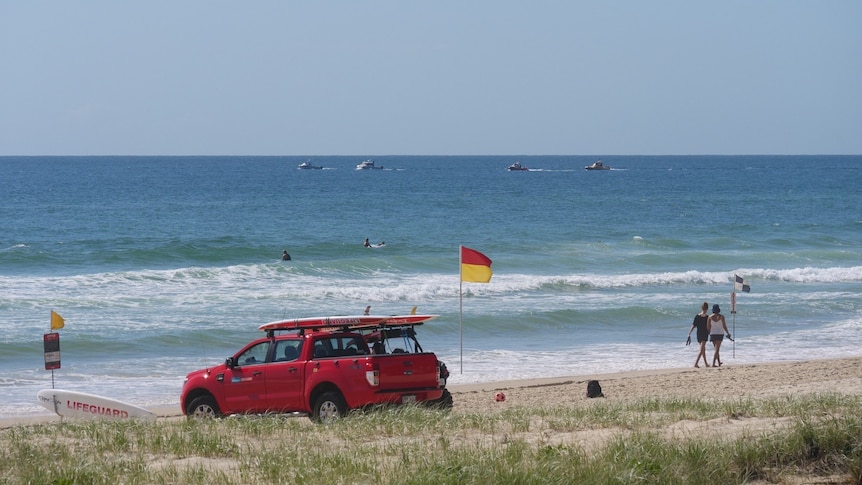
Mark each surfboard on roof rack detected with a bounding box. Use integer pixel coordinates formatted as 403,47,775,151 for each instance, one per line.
258,314,439,334
258,315,385,333
378,314,438,325
344,314,439,333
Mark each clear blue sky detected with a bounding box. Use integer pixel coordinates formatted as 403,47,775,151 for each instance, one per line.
2,1,860,156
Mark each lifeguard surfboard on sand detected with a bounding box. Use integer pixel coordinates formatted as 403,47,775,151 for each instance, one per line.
258,314,439,333
37,389,156,421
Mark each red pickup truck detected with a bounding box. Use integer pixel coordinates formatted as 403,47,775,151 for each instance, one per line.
181,315,451,422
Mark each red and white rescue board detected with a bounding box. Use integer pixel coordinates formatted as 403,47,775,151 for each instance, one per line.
37,389,156,421
259,315,386,332
346,314,439,330
377,314,438,325
259,314,438,332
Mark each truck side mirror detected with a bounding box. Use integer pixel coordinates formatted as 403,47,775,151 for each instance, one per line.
225,357,236,368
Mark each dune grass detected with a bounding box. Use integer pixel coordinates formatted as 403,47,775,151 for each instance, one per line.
1,393,860,484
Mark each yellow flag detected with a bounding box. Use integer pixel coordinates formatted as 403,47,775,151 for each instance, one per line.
50,310,65,330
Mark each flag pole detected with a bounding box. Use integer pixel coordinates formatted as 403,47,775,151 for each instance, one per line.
731,274,750,360
49,311,55,389
730,291,736,358
457,245,492,375
459,245,463,374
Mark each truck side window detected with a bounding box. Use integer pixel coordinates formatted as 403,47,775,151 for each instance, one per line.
344,337,367,356
237,342,270,366
313,341,329,359
275,341,302,362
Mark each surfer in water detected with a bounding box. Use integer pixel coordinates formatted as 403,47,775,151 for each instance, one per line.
282,250,291,261
364,238,385,248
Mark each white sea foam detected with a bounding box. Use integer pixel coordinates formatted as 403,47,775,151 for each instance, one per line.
4,265,861,307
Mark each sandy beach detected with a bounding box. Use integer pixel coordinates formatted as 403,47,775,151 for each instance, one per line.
446,356,862,450
6,356,861,429
451,356,862,408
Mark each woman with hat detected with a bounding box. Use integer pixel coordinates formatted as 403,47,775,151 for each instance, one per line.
707,304,731,367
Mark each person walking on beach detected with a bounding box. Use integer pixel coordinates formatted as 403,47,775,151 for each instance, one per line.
687,302,711,368
708,304,731,367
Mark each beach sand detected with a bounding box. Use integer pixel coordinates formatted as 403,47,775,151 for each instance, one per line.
5,356,861,429
450,356,862,409
447,356,862,452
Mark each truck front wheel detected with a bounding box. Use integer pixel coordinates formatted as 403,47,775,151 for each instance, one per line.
311,392,347,423
187,395,221,418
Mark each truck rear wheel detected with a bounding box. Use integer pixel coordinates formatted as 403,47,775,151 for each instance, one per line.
187,395,221,418
426,389,453,410
311,391,347,423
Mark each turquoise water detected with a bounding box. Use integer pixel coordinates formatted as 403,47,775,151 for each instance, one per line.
2,155,861,417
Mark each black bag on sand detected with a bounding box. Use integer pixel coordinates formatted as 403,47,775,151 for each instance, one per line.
586,380,604,398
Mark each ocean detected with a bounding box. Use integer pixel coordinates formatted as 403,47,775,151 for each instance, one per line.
2,155,861,419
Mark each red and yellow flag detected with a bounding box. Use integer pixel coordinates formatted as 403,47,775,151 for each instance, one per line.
460,246,493,283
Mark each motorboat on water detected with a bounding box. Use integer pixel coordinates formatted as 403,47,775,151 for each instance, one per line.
585,160,611,171
507,162,529,171
298,160,324,170
356,160,384,170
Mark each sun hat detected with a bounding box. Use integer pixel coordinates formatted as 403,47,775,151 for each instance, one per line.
712,304,721,314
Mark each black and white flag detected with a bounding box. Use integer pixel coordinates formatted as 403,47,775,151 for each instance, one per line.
734,274,751,293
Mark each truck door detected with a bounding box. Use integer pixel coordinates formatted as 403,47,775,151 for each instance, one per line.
223,341,271,413
265,340,305,412
306,335,372,407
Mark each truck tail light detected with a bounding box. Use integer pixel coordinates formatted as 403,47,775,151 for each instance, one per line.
365,361,379,386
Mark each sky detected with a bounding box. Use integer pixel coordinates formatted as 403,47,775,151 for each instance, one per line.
2,1,861,156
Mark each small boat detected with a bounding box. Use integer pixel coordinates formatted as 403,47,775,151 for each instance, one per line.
507,162,529,171
298,160,323,170
585,160,611,171
356,160,384,170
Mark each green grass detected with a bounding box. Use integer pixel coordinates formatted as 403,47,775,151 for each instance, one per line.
1,394,860,484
